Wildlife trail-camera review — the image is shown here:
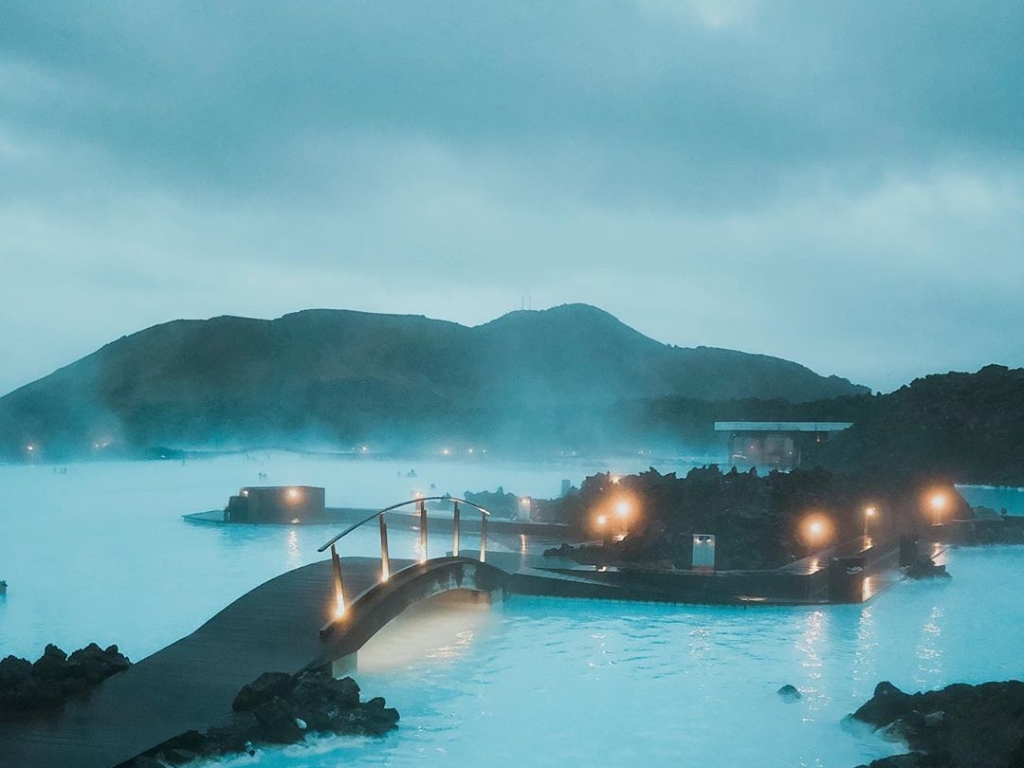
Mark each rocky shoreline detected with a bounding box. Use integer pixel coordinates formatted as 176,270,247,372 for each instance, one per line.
0,643,131,714
128,670,399,766
850,680,1024,768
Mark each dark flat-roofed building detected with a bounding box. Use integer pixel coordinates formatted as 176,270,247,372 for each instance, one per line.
225,485,326,524
714,421,853,470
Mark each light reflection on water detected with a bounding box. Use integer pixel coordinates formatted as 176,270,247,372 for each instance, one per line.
1,458,1023,768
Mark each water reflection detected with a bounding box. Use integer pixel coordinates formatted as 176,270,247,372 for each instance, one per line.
286,529,301,570
355,592,494,674
915,605,945,687
797,610,825,713
853,605,878,690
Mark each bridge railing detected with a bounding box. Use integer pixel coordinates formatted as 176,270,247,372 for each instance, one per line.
317,496,491,620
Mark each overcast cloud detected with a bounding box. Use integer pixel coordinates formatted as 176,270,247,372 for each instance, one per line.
1,0,1021,394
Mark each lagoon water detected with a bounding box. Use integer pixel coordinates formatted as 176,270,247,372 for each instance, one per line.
1,454,1022,768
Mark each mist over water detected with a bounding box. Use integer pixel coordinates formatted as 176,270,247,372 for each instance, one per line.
1,455,1022,767
0,452,688,658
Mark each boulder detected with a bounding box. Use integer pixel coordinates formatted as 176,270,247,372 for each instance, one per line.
204,711,261,754
853,682,914,727
31,644,68,682
232,671,295,712
905,557,951,580
65,643,131,685
777,684,801,702
851,680,1024,768
252,697,305,744
291,672,361,729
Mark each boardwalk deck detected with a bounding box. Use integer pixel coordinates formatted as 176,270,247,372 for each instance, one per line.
0,542,907,767
0,557,391,768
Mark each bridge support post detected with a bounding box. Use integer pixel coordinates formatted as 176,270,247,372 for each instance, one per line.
452,501,460,557
480,512,487,563
419,500,428,563
379,514,391,582
330,544,346,617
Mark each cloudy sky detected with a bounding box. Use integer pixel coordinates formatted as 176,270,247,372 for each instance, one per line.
1,1,1021,395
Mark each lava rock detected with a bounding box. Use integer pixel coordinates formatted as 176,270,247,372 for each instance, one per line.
777,684,802,702
850,680,1024,768
232,671,295,712
65,643,131,685
905,556,951,580
0,642,132,715
252,697,305,744
130,670,399,766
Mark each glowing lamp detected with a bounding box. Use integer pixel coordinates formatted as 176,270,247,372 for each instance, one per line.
596,514,607,528
616,500,631,518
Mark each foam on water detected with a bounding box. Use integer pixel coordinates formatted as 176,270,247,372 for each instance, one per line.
1,455,1022,767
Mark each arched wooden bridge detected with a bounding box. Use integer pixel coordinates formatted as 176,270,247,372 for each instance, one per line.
0,497,510,768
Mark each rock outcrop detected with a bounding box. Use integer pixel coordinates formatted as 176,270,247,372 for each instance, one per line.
0,643,131,713
850,680,1024,768
131,670,399,765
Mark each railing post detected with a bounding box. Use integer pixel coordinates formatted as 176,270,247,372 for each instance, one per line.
479,512,487,563
452,501,460,557
419,499,428,562
330,544,346,618
379,512,390,582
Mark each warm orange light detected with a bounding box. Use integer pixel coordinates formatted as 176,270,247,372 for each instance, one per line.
286,487,301,501
616,500,631,518
930,493,947,511
596,514,607,528
334,597,346,619
802,514,833,548
610,475,621,485
865,506,877,518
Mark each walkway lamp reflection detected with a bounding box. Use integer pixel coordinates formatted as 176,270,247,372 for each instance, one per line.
615,499,632,534
929,492,948,526
863,506,877,538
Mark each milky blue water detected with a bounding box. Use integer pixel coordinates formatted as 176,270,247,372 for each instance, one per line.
957,484,1024,515
1,455,1022,768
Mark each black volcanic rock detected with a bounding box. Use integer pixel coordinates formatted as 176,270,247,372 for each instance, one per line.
134,670,398,765
0,304,867,459
851,680,1024,768
0,643,131,714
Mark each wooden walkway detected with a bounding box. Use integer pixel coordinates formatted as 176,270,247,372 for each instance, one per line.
0,542,908,767
0,557,392,768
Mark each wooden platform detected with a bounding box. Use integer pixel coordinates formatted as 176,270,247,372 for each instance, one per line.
0,557,390,768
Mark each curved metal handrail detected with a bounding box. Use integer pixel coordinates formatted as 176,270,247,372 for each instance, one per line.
318,495,493,623
318,496,491,552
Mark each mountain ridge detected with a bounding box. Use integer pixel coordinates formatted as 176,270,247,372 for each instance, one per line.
0,303,868,459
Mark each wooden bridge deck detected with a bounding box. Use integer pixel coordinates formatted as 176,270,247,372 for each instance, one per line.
0,557,395,768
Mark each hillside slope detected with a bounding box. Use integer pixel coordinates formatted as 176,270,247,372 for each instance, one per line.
0,304,868,459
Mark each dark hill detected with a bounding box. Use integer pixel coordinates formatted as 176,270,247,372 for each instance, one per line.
0,304,867,459
807,365,1024,485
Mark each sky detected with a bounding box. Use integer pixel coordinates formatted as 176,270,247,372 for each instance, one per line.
1,0,1021,396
